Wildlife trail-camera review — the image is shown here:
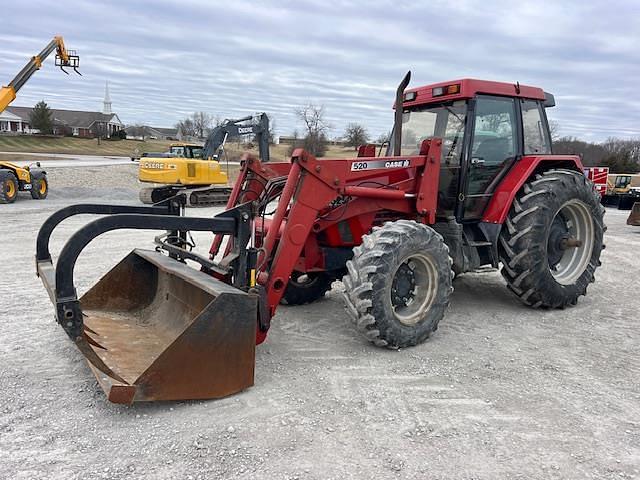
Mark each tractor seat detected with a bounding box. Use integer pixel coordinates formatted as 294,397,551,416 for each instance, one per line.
474,137,513,164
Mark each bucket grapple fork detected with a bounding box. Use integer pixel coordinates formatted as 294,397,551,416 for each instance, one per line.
35,198,259,404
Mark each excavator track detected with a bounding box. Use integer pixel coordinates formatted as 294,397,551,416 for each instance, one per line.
188,186,233,207
139,185,232,207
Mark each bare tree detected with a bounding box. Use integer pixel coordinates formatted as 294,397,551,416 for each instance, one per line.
192,112,213,139
176,118,196,138
286,129,302,156
553,135,640,173
344,123,369,149
548,120,561,142
601,137,640,173
266,114,276,144
128,124,148,140
295,104,331,157
376,131,392,145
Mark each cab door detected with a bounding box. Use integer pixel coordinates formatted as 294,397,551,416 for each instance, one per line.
461,96,519,219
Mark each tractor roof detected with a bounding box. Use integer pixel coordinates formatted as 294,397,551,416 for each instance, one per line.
402,78,550,109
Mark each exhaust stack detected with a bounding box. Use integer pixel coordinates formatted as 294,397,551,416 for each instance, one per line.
393,71,411,156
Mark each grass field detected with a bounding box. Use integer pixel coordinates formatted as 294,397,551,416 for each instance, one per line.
0,136,173,156
0,135,360,161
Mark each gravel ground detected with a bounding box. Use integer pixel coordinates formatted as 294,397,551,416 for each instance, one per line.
43,164,143,201
1,165,639,479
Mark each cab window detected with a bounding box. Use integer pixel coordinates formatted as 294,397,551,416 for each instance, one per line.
463,96,518,219
190,147,204,159
471,96,517,166
395,100,467,164
170,146,185,157
521,100,551,154
615,176,631,188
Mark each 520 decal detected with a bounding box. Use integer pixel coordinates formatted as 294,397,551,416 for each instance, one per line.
350,159,410,171
351,161,368,171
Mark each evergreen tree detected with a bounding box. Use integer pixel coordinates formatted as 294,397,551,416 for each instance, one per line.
30,101,53,134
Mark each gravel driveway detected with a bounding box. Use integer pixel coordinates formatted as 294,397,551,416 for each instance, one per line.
1,165,638,479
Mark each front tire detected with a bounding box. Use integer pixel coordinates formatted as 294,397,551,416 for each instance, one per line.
0,171,19,204
343,220,453,348
499,169,605,308
281,271,334,305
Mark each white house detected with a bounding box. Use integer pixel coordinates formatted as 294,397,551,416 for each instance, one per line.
0,109,26,133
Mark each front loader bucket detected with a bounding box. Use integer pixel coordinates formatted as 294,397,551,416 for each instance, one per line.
627,202,640,226
35,202,258,404
78,249,256,404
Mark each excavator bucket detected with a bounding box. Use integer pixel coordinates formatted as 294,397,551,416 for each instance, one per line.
36,202,257,404
627,202,640,226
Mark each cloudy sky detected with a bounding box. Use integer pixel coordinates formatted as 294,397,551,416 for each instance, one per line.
3,0,639,141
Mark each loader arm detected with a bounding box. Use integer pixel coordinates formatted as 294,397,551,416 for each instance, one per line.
212,140,442,343
1,36,80,113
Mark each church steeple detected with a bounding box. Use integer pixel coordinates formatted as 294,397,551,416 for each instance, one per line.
103,81,112,114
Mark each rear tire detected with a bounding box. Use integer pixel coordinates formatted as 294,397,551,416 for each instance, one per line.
0,171,18,204
342,220,454,348
499,169,605,308
281,272,334,305
30,174,48,200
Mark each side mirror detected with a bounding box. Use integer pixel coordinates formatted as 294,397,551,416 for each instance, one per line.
37,162,41,168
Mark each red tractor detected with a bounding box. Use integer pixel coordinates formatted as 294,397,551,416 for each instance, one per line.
37,72,605,403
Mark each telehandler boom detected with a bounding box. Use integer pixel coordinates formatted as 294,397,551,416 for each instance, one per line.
36,72,604,404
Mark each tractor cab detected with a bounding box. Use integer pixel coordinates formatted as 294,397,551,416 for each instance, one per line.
389,79,554,220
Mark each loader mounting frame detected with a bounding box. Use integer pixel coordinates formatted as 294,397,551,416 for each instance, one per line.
210,140,442,343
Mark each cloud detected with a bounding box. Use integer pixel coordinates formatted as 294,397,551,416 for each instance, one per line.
2,0,638,141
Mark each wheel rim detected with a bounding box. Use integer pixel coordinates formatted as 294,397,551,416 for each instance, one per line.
39,179,47,194
390,253,439,326
6,180,15,197
547,200,594,285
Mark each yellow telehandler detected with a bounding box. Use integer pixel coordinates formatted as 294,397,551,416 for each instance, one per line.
0,36,80,203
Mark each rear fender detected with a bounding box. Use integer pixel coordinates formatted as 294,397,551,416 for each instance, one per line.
482,155,583,224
